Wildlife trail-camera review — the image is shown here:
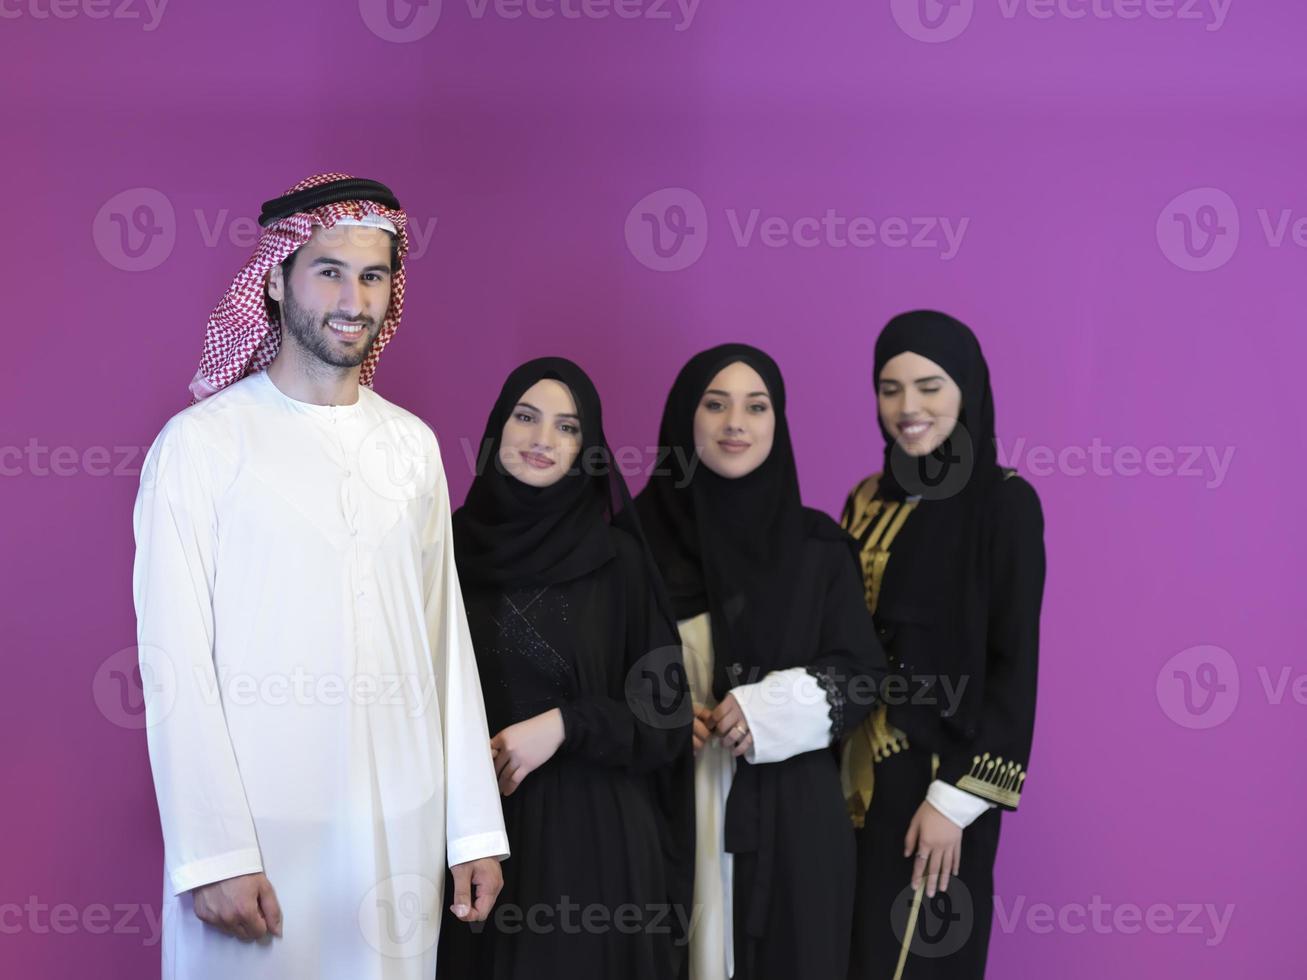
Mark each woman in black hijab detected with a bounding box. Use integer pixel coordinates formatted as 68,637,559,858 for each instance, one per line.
841,311,1045,980
636,343,886,980
437,357,694,980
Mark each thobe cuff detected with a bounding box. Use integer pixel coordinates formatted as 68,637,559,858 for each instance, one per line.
448,831,511,868
169,847,264,895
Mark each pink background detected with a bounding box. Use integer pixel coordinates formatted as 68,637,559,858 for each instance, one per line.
3,0,1302,976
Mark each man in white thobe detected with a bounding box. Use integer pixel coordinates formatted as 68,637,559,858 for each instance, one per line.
132,173,508,979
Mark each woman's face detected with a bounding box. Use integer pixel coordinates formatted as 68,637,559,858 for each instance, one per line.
876,351,963,457
692,360,776,479
497,378,583,488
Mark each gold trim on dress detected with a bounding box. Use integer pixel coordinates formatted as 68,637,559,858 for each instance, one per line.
839,474,918,828
956,752,1026,808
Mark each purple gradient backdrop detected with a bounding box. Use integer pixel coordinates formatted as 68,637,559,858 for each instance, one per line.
3,1,1303,976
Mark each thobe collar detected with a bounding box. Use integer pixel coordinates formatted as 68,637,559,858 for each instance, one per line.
259,369,367,420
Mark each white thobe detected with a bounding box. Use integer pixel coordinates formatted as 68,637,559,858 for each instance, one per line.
132,369,509,980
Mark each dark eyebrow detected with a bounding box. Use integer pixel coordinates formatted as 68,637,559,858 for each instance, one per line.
703,388,771,399
308,256,392,275
515,401,580,421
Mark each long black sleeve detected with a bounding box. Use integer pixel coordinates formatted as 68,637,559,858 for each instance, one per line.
558,531,692,772
937,474,1045,810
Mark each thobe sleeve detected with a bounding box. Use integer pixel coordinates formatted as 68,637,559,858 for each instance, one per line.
558,531,693,773
422,431,511,867
132,417,264,895
735,535,888,766
936,474,1045,811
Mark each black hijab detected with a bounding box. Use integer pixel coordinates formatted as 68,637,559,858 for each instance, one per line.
872,310,1005,731
452,357,622,589
636,343,806,700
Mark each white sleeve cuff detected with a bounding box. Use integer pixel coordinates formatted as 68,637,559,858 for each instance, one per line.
448,831,511,868
927,779,996,829
169,848,264,896
733,667,834,765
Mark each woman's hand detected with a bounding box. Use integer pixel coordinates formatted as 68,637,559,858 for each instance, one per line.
692,704,715,754
709,693,753,759
904,799,962,898
490,708,565,796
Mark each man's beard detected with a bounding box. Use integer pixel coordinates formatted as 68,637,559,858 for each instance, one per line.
280,279,382,370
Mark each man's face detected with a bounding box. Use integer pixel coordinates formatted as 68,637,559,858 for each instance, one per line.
266,224,395,370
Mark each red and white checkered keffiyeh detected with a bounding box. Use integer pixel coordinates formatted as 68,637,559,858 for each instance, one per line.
188,172,410,403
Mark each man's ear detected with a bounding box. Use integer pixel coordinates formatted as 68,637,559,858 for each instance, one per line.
266,263,285,303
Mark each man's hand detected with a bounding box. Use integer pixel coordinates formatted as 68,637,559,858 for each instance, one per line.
449,857,504,923
904,799,963,898
490,708,565,796
192,872,282,941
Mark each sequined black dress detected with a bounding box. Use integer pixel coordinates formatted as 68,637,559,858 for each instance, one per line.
437,526,692,980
